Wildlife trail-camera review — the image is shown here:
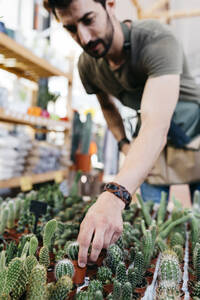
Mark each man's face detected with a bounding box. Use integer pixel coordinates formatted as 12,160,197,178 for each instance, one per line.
56,0,114,58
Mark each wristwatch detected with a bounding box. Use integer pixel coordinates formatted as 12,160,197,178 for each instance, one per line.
118,137,130,152
104,182,132,209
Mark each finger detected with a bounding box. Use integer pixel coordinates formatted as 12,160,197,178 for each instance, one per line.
110,232,121,245
90,228,105,262
103,229,114,249
78,222,94,268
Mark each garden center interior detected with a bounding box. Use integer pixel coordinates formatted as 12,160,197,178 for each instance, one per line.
0,0,200,299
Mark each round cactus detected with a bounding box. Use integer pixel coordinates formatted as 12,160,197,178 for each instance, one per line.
159,251,181,288
55,259,74,279
51,275,72,300
97,266,112,284
88,280,103,296
121,282,132,300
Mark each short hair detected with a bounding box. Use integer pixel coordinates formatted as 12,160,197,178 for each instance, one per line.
47,0,106,19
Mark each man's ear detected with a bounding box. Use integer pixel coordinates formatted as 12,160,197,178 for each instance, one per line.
105,0,116,14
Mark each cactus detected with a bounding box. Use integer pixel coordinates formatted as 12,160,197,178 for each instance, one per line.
39,246,50,268
43,219,57,249
21,241,30,258
3,257,23,295
157,192,167,226
0,269,7,297
128,267,138,290
159,251,181,288
193,190,200,207
0,251,6,270
193,243,200,270
5,241,17,265
7,201,15,229
121,282,132,300
134,251,145,286
143,229,153,268
113,280,122,299
66,241,79,260
159,215,190,240
196,247,200,280
115,236,124,252
46,282,55,299
116,262,127,284
25,255,38,278
29,236,38,256
55,259,74,279
156,237,168,252
51,275,72,300
95,290,103,300
97,266,112,284
0,208,9,234
172,245,184,263
27,264,47,300
106,244,123,274
11,267,28,300
14,198,22,220
88,280,103,296
193,281,200,297
170,232,184,248
136,194,152,226
190,216,199,251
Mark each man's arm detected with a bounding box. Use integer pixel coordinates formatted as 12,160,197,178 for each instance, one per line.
77,74,180,267
97,91,130,155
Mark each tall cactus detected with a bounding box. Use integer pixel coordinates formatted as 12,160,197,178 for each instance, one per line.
14,197,22,220
134,251,145,286
0,251,6,270
26,264,47,300
3,257,23,295
25,255,38,278
7,201,15,229
106,244,123,274
136,194,152,227
43,219,57,249
143,229,153,268
121,282,132,300
157,192,167,226
113,280,121,299
29,236,38,256
0,208,9,235
116,262,127,284
190,216,199,251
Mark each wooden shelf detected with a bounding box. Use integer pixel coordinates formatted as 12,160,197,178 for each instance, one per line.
0,169,69,189
0,32,72,82
0,108,70,131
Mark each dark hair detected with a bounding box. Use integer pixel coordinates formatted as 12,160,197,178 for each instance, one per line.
48,0,106,19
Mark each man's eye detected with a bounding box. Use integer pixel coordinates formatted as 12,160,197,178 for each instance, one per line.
83,18,93,25
65,25,77,33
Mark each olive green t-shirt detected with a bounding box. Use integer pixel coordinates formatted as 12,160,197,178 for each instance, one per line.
78,19,200,139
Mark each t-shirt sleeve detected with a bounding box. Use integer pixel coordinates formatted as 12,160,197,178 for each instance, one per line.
78,54,100,94
141,31,183,78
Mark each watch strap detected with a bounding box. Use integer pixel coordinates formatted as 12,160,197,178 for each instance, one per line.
104,182,132,209
118,137,130,151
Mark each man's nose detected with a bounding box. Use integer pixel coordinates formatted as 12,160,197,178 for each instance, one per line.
78,26,91,46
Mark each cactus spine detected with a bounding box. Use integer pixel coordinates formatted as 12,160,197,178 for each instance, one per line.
43,219,57,249
66,241,79,260
51,275,72,300
29,236,38,256
106,244,123,274
97,266,112,284
121,282,132,300
3,257,23,295
116,262,127,284
25,255,38,278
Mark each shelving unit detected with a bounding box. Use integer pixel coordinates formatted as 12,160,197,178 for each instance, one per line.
0,32,74,190
0,169,69,189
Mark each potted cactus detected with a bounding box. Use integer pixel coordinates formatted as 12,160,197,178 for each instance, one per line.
66,241,86,285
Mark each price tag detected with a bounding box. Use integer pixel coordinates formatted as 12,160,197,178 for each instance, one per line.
54,171,63,183
20,176,32,192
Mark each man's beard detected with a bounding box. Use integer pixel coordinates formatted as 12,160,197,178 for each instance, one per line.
83,12,114,59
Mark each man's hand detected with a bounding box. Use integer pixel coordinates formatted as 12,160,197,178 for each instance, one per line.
77,191,124,267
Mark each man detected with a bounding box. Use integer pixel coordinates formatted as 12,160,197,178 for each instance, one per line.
47,0,200,267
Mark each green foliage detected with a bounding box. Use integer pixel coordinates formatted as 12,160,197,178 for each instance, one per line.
55,259,74,279
29,236,38,256
66,241,79,260
0,207,9,234
106,244,123,274
51,275,73,300
27,264,47,300
39,246,50,268
159,214,190,240
116,262,127,284
97,266,112,284
43,219,57,249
